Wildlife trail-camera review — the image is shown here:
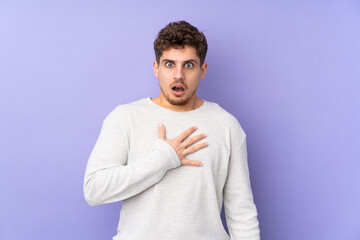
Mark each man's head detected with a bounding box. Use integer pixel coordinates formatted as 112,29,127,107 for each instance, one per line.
153,20,208,66
153,20,208,106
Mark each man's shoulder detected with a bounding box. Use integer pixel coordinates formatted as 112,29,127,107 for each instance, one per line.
207,100,247,148
104,97,147,120
206,100,244,130
113,97,146,112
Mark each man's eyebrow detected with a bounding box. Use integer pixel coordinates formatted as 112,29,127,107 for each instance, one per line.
161,59,199,64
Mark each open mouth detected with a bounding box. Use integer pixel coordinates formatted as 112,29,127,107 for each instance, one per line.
171,86,186,96
172,86,185,92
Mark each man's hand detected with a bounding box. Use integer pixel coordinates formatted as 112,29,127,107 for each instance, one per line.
158,123,208,167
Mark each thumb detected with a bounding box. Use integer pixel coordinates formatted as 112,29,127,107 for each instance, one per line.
158,123,166,140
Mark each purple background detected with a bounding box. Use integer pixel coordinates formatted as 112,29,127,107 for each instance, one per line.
1,1,359,239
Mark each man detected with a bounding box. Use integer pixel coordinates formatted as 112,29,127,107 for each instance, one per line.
83,20,260,240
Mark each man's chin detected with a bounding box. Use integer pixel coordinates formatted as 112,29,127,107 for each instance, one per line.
169,98,189,106
166,95,189,106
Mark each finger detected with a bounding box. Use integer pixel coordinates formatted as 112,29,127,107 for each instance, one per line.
183,133,206,147
181,158,203,166
178,126,198,143
183,142,208,155
158,123,166,140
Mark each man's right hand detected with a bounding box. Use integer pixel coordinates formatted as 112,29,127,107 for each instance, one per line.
158,123,208,167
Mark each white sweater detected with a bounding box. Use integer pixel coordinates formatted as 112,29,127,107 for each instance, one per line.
83,97,260,240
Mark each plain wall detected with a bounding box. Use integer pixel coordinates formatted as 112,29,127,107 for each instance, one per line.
0,0,359,239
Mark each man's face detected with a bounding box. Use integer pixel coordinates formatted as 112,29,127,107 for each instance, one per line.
153,45,207,106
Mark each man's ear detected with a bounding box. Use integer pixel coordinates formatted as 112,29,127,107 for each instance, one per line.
200,62,208,79
153,60,159,78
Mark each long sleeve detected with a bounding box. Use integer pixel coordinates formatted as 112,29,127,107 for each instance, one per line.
83,108,181,207
223,135,260,240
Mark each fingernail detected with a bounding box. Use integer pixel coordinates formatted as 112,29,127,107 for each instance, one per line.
194,126,198,130
159,123,162,128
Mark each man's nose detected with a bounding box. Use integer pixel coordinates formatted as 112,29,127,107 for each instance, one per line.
174,65,184,79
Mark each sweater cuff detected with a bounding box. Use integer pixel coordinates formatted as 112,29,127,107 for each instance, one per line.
154,139,181,168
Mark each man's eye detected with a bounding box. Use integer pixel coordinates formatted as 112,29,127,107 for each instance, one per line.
185,63,193,68
166,62,173,67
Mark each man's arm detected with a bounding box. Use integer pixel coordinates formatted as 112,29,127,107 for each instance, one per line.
223,134,260,240
83,108,180,207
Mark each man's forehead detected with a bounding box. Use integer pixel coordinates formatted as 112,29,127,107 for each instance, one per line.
161,58,198,64
160,46,200,62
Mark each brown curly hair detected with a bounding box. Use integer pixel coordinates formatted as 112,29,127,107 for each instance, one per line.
153,20,208,66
